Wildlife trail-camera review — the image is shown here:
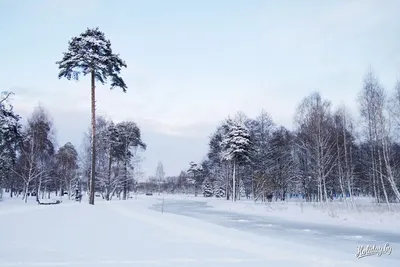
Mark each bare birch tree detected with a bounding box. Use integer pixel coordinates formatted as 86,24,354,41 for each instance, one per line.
294,92,337,203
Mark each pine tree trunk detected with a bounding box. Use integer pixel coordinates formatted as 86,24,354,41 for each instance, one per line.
89,70,96,205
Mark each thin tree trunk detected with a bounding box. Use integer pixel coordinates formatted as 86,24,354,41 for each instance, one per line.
10,179,14,198
232,160,236,202
381,135,400,201
123,136,129,200
368,115,378,203
342,113,355,209
106,148,112,201
59,181,63,200
336,130,347,208
123,160,128,200
24,183,29,203
36,175,42,203
377,147,390,210
41,185,45,199
347,138,355,209
89,70,96,205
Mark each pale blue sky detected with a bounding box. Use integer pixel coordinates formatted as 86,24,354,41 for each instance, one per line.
1,0,400,177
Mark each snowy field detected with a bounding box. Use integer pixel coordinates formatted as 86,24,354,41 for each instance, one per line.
0,194,399,267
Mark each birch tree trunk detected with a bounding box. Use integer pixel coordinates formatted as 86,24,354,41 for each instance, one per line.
377,147,390,210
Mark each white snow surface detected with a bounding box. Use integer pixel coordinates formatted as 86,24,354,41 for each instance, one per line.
0,195,398,267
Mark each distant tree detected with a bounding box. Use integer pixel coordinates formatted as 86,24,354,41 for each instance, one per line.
202,179,213,197
155,162,165,195
214,185,225,198
13,131,45,203
268,126,295,201
115,121,146,199
55,142,78,199
26,106,56,203
294,92,336,203
80,116,146,200
176,171,188,193
56,27,127,205
220,119,252,202
0,91,22,198
188,161,204,196
358,71,400,207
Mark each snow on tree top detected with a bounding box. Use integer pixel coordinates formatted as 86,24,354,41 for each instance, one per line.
220,121,252,162
56,27,127,91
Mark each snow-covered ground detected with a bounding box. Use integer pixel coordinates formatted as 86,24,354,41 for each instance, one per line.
0,194,398,266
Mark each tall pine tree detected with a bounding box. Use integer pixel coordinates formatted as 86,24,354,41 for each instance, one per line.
56,28,127,205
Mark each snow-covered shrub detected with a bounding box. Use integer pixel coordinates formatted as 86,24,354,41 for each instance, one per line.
202,179,213,197
214,186,225,198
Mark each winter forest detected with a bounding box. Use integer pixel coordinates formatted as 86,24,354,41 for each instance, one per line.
3,1,400,264
2,69,400,210
0,96,146,203
145,70,400,210
0,27,399,211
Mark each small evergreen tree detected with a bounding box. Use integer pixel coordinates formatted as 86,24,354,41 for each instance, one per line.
202,179,213,197
214,186,225,198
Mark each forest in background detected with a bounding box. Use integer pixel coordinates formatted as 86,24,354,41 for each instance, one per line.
0,92,146,203
2,70,400,211
144,70,400,211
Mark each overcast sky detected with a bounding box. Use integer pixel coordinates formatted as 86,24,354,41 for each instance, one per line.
1,0,400,178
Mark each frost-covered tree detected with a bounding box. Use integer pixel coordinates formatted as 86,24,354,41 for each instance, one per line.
202,179,213,197
214,185,225,198
80,116,146,200
188,161,204,196
268,126,295,201
26,106,56,203
55,142,78,199
247,111,274,200
294,92,337,203
0,91,21,198
358,71,400,207
115,121,146,199
207,127,230,199
155,162,165,195
56,27,127,205
220,120,252,202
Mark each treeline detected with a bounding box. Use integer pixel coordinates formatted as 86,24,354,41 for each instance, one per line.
0,92,145,203
150,71,400,210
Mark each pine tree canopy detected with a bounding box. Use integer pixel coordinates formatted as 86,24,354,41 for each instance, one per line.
56,27,127,91
220,122,252,163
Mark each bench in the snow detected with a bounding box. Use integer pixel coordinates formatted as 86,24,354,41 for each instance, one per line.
37,200,62,205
